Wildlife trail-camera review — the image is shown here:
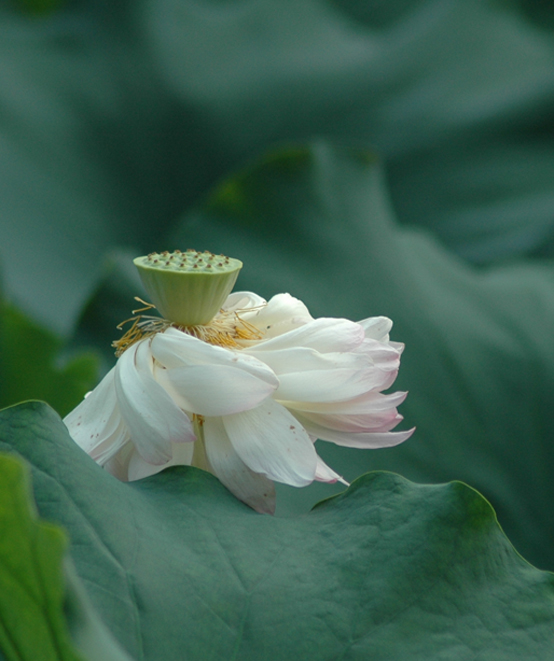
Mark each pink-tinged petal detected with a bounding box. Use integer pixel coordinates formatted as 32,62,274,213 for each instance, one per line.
295,409,405,433
239,293,313,338
314,456,349,485
357,316,393,341
152,328,279,387
274,367,397,403
223,399,317,487
296,415,415,449
160,364,277,416
127,443,194,481
63,368,129,462
204,417,276,514
281,390,408,415
252,317,365,353
115,340,195,465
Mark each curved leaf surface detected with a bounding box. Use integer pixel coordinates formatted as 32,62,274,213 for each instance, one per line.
1,402,553,660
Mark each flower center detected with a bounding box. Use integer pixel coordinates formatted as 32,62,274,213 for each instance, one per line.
112,299,263,356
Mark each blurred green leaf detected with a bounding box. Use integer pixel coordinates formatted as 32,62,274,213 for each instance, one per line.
0,302,98,416
3,1,554,331
1,402,554,660
169,142,554,571
0,450,133,661
72,249,146,369
0,452,81,661
12,0,64,16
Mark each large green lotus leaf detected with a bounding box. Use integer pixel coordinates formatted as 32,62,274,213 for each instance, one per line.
168,142,554,571
1,402,554,660
0,302,98,417
0,451,132,661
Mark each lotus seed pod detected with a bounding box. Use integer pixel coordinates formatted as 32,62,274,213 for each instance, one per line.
133,250,243,326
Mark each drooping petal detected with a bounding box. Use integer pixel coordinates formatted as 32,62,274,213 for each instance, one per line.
314,456,349,485
223,399,317,487
295,408,405,433
203,416,276,514
296,414,415,449
63,368,129,462
158,364,277,416
114,340,195,465
281,390,408,415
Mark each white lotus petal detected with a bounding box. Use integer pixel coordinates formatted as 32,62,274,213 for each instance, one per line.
358,316,393,341
64,368,129,461
314,456,349,485
223,291,267,312
355,339,402,370
152,328,279,387
223,399,317,487
297,415,415,449
297,409,404,433
103,442,135,481
239,293,313,337
280,390,408,415
127,443,194,481
275,367,395,403
204,417,276,514
115,341,195,465
252,317,364,353
244,345,370,375
163,364,276,416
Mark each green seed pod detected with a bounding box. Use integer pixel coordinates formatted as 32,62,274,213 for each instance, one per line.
133,250,243,326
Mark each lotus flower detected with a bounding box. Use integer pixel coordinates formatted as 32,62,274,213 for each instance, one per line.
64,251,412,513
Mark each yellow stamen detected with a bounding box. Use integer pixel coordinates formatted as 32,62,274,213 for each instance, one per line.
113,298,265,355
112,297,170,357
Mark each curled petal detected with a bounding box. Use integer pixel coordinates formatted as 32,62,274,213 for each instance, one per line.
223,399,317,487
223,291,267,312
115,340,195,465
204,417,276,514
239,293,313,338
63,369,129,464
314,456,349,485
357,316,393,342
296,414,415,449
